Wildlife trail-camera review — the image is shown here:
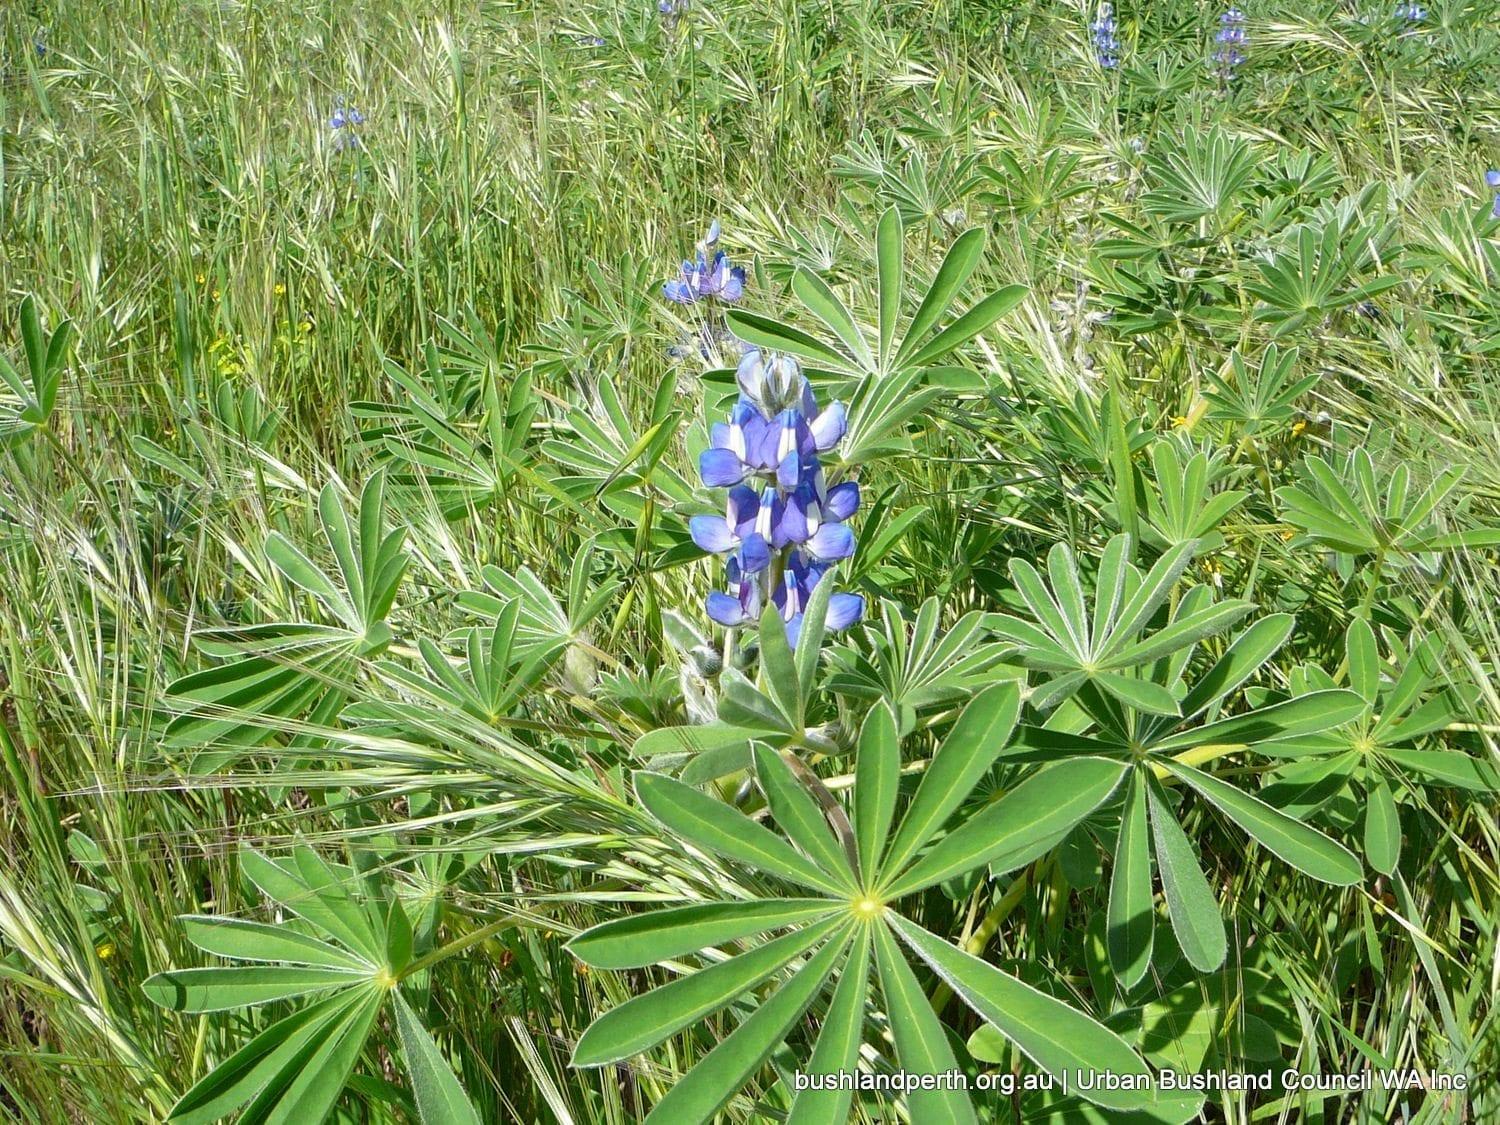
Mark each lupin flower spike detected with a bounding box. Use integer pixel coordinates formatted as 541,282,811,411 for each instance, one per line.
1487,170,1500,219
330,95,365,149
1212,8,1248,83
694,350,863,647
1091,4,1121,69
664,221,747,305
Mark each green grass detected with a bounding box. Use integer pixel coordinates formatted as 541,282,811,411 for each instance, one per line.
1,0,1497,1121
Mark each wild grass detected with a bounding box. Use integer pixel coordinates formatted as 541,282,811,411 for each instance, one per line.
0,0,1497,1121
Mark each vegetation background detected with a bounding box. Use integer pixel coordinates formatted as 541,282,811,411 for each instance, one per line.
0,0,1497,1121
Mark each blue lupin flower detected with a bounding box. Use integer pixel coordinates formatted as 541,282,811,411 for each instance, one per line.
1394,2,1426,20
1091,4,1121,69
1212,8,1248,83
1489,170,1500,218
664,222,747,305
695,350,863,646
330,96,365,150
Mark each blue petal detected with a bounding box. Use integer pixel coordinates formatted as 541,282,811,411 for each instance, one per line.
706,592,748,626
663,280,695,304
810,402,846,453
826,593,865,631
738,533,772,573
806,522,855,561
825,481,860,521
784,613,804,650
1487,170,1500,189
689,516,735,554
699,448,746,487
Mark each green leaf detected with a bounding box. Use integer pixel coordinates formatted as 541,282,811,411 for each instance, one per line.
725,310,853,371
393,991,482,1125
641,925,849,1124
793,269,873,370
241,985,383,1125
1094,671,1182,716
853,705,900,883
1179,614,1295,719
879,682,1022,881
1107,771,1154,988
1364,775,1400,875
165,991,355,1124
883,758,1124,898
238,848,382,962
569,900,839,970
785,928,871,1125
1166,762,1361,884
143,966,367,1013
1154,690,1367,752
871,922,977,1125
890,916,1158,1112
571,916,844,1066
1145,777,1226,973
179,916,372,971
1382,748,1500,791
794,574,833,700
875,207,903,370
897,228,986,367
754,744,854,884
635,773,848,895
1346,619,1380,705
634,724,759,763
758,606,803,728
902,285,1027,368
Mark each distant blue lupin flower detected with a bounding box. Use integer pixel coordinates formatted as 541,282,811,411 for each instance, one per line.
1212,8,1248,83
696,350,863,646
1394,2,1426,20
330,96,365,150
1488,170,1500,219
664,221,747,305
1091,4,1121,69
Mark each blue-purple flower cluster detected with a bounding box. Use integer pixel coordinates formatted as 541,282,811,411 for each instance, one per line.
665,222,746,305
1394,2,1426,20
1488,170,1500,219
330,97,365,150
1091,4,1120,69
1212,8,1247,82
691,351,863,646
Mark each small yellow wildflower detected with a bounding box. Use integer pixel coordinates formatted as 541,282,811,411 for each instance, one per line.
1291,419,1308,437
96,942,116,960
273,283,286,297
1171,415,1190,429
1279,528,1296,541
195,273,206,286
212,289,222,301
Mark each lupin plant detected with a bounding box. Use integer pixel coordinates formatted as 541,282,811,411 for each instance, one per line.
1488,169,1500,218
1212,8,1247,83
1091,3,1121,69
663,221,746,305
690,349,863,647
1394,1,1426,21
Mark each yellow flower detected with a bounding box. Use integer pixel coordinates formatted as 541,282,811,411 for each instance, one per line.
212,289,222,301
1291,419,1307,436
96,942,116,961
273,283,286,297
195,273,206,285
1171,415,1189,429
1279,528,1295,541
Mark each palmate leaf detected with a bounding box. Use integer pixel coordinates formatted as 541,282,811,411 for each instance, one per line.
0,294,73,445
987,534,1252,712
999,596,1365,975
144,846,478,1125
725,207,1026,400
1260,624,1497,873
163,473,409,763
569,686,1168,1120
